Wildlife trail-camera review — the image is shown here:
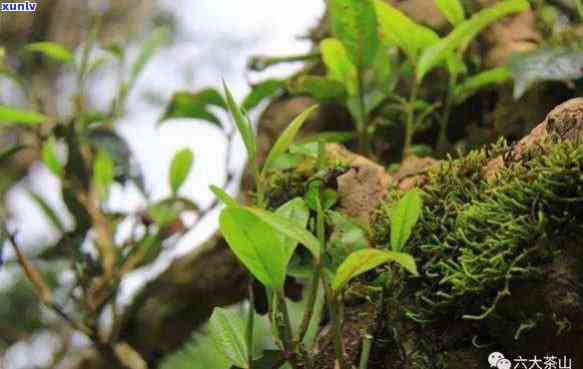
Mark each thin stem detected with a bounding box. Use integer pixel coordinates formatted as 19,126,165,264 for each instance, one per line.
359,334,373,369
356,70,370,156
403,80,419,158
437,73,458,153
277,291,299,369
74,16,101,119
246,279,255,369
325,286,348,369
297,142,326,344
248,52,321,72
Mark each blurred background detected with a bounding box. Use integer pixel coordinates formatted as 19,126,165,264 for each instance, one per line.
0,1,324,368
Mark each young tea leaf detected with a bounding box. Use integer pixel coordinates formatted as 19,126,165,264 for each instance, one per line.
42,136,63,177
28,191,66,233
287,76,347,101
261,105,318,175
453,67,511,104
244,207,321,262
374,0,439,63
159,89,225,127
209,307,249,369
275,198,310,261
219,206,288,289
435,0,465,26
25,42,74,63
223,81,257,166
332,248,418,292
298,131,355,144
130,27,170,84
390,189,423,252
210,185,238,208
327,211,369,269
330,0,379,68
93,149,115,199
0,105,48,125
320,38,358,95
416,0,529,82
169,148,194,195
508,46,583,99
242,79,285,111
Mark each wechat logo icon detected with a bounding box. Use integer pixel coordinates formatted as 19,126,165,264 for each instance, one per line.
488,352,511,369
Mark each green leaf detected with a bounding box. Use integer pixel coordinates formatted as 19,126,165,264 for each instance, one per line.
374,0,439,63
130,27,170,84
435,0,465,26
25,42,74,63
446,53,468,77
287,76,347,101
288,142,319,158
0,145,26,165
242,79,285,111
327,211,369,269
208,307,249,369
220,206,288,289
147,203,180,228
416,0,529,82
576,0,583,22
93,149,115,199
297,131,355,144
238,350,286,369
507,46,583,99
104,42,125,60
28,191,66,233
330,0,379,68
223,81,257,167
244,207,321,262
85,128,141,187
0,105,48,125
262,105,318,175
42,136,63,177
169,148,194,195
159,89,225,127
389,189,423,252
320,38,358,95
332,248,418,292
210,185,238,208
453,67,511,103
275,198,310,261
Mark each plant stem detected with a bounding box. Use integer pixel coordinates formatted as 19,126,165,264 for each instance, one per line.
323,282,349,369
248,52,321,72
246,279,255,369
297,142,326,345
277,291,299,368
437,73,458,154
356,70,370,157
359,334,373,369
403,80,419,158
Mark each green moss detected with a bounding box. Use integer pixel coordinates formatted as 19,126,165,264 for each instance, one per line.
372,135,583,320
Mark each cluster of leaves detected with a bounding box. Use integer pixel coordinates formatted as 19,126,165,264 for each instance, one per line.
0,25,208,362
157,0,583,162
205,84,422,369
285,0,530,157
